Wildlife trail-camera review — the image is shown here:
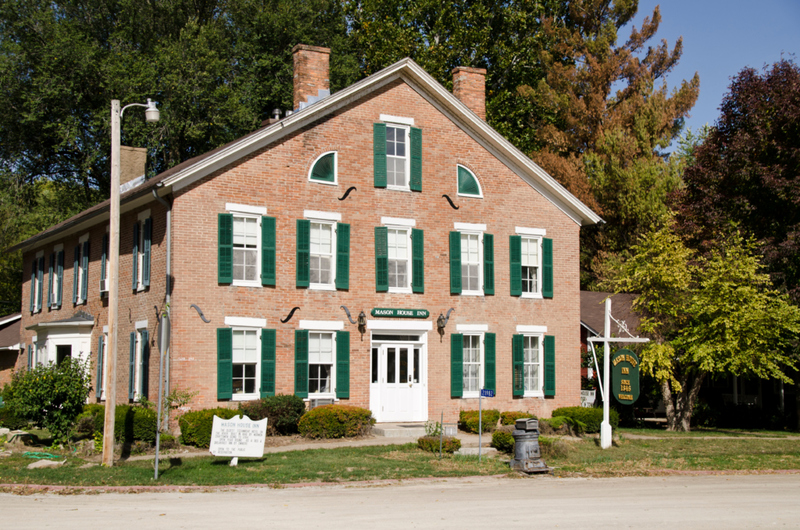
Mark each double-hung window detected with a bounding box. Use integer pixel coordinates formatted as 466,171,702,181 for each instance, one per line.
375,218,424,293
450,326,495,399
48,244,64,310
373,116,422,191
29,251,44,313
131,210,152,292
216,317,276,401
129,321,149,401
73,234,90,305
513,327,555,398
294,321,350,400
511,228,553,298
449,223,493,295
297,211,349,291
218,204,275,287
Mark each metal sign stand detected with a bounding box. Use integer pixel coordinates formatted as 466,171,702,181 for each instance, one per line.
587,298,649,449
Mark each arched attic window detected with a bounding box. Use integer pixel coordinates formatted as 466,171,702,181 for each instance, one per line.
309,152,337,185
457,165,482,198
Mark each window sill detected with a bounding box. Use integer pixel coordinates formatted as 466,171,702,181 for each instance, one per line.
521,293,543,300
232,393,259,402
461,291,484,297
232,280,262,288
388,287,413,294
309,179,338,186
303,395,339,402
524,392,544,398
386,185,411,192
309,284,336,291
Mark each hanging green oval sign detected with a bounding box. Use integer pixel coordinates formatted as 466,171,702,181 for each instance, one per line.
611,349,640,405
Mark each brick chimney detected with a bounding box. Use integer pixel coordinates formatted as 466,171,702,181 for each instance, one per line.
120,146,146,186
293,44,330,111
452,67,487,120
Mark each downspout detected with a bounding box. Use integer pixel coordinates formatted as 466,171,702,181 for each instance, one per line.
152,188,171,429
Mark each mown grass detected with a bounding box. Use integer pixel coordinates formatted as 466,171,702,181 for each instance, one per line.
617,427,797,438
0,444,510,487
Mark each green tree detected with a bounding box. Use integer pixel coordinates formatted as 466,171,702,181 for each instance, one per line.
604,222,800,431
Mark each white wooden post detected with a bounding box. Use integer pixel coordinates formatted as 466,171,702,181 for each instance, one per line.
600,298,612,448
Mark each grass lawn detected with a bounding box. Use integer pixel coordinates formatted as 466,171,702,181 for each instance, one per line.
617,426,797,438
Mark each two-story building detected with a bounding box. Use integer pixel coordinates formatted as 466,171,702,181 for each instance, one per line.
10,45,601,426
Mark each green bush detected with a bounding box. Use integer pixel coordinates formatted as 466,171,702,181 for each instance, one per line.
238,394,306,435
5,358,91,443
500,411,537,425
87,404,158,444
539,435,571,459
417,435,461,454
179,407,239,448
0,384,26,429
297,405,374,439
458,409,500,433
551,407,619,434
491,428,515,453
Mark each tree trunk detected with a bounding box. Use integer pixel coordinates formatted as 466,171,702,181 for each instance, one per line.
663,373,706,432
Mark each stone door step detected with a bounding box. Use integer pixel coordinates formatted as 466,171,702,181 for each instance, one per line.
372,423,427,438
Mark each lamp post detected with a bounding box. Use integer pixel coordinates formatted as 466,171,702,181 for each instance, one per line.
102,99,159,467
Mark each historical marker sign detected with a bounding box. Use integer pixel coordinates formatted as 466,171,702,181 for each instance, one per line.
209,415,268,458
611,349,640,405
371,308,429,318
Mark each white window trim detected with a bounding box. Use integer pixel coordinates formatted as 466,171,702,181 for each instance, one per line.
100,330,108,401
135,320,148,330
226,203,267,216
230,326,262,402
454,222,487,232
462,332,485,398
381,217,416,227
379,114,414,126
305,214,339,291
49,244,63,309
299,320,344,331
137,209,151,223
32,251,44,313
308,151,338,186
225,316,267,328
457,324,489,332
228,207,263,288
306,329,338,400
384,223,413,294
456,165,483,199
384,123,411,191
304,210,341,222
75,234,90,304
134,214,148,292
516,228,544,299
520,331,545,398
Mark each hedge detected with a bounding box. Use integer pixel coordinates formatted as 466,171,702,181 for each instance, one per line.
179,407,240,448
417,435,461,454
298,405,374,439
551,407,619,433
83,404,158,444
500,411,536,426
238,394,306,435
491,426,515,453
459,409,500,433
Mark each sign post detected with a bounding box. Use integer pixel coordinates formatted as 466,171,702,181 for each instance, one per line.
479,388,495,462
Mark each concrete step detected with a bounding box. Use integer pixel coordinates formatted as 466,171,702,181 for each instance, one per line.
372,423,427,438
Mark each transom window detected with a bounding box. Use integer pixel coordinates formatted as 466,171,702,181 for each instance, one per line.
524,335,542,394
388,228,411,290
461,233,482,293
233,217,259,282
309,332,334,394
232,329,259,396
386,125,408,188
310,222,334,286
521,237,541,294
463,334,483,395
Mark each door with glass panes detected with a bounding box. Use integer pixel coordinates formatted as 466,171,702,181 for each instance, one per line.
370,338,426,422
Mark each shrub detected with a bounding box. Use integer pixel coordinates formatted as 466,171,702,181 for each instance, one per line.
417,435,461,454
491,427,515,453
297,405,374,439
87,404,158,444
458,409,500,433
238,394,306,435
500,411,537,426
159,433,178,450
179,407,240,448
551,407,619,433
539,435,571,459
5,358,91,444
0,384,27,430
539,416,575,435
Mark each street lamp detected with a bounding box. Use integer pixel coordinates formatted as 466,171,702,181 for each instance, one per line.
102,98,159,467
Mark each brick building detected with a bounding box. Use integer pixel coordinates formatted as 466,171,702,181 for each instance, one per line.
10,45,600,426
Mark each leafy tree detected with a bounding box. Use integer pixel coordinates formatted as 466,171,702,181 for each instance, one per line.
6,357,92,444
604,222,800,431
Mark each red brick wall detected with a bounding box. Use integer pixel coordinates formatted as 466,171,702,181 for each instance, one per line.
452,67,487,120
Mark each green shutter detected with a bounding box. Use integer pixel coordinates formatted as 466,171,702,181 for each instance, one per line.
374,123,387,188
336,223,350,290
483,233,494,295
261,329,276,397
131,222,139,290
311,152,336,182
262,216,276,286
56,251,64,307
128,332,136,400
140,329,149,398
410,127,422,191
411,228,424,293
543,238,553,299
217,328,233,400
72,245,79,304
544,335,555,397
512,334,524,397
142,218,151,287
218,213,233,284
27,344,33,368
458,166,481,196
449,232,462,294
101,234,108,282
47,253,54,308
375,227,388,292
294,330,309,398
509,235,522,296
336,331,350,399
96,335,104,399
36,258,44,310
80,241,89,300
484,332,496,393
296,219,310,288
450,333,463,398
29,260,35,312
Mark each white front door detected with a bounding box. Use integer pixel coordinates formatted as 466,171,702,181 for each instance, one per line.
371,341,426,422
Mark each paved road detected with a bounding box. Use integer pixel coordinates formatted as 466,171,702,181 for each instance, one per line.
2,474,799,529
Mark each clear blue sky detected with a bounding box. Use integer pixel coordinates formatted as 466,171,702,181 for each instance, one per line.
627,0,800,136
